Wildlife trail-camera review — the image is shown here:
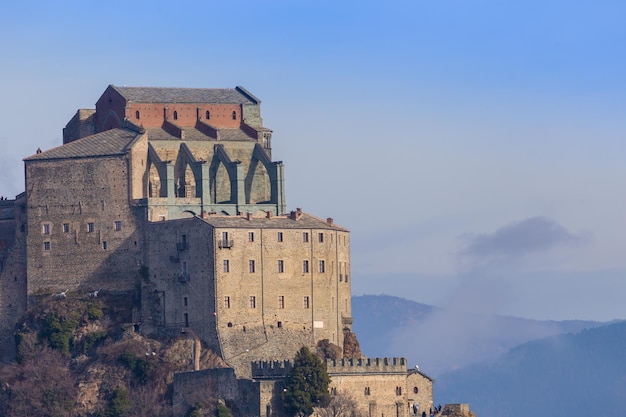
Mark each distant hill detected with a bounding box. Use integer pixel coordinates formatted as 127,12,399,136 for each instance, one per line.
352,294,604,376
435,320,626,417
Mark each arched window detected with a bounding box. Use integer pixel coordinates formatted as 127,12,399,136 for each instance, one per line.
206,110,210,119
173,111,178,120
232,110,236,120
135,110,140,119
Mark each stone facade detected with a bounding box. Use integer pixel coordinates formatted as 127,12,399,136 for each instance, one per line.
144,210,351,378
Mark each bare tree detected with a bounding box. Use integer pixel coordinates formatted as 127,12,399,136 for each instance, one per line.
315,392,365,417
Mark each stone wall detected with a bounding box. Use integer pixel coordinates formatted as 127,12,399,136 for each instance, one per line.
0,196,27,361
24,155,146,297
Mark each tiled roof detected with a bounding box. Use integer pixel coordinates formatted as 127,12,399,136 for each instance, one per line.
199,212,349,231
24,129,140,161
111,85,256,104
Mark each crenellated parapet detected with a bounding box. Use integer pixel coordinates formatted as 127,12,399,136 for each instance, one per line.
251,357,409,380
251,360,293,379
326,357,408,375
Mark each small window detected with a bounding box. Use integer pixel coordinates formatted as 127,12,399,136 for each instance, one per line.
249,260,255,273
319,260,325,273
303,296,310,309
224,296,231,309
206,110,210,119
184,297,188,307
102,241,107,250
42,224,50,235
63,223,70,233
364,387,370,396
232,111,236,120
413,387,419,394
159,215,166,221
173,110,178,120
303,232,309,243
114,221,122,231
278,260,284,273
331,387,337,396
303,260,309,273
223,259,230,273
339,274,343,282
318,233,324,243
135,110,140,120
184,313,189,327
277,321,282,328
248,232,254,242
87,222,95,233
250,296,256,308
345,274,349,283
278,295,285,309
396,386,402,395
43,241,51,251
277,232,283,242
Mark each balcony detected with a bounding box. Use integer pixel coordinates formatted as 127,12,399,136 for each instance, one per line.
218,239,234,249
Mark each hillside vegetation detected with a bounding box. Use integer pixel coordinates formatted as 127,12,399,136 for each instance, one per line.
0,292,226,417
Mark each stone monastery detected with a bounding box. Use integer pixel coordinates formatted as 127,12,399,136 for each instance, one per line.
0,85,449,417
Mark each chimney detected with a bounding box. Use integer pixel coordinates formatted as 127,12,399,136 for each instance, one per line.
266,211,272,219
201,210,208,219
326,217,333,226
296,208,302,219
247,212,253,221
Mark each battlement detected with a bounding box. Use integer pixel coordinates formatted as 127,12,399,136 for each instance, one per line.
251,357,408,379
251,360,293,379
326,357,407,375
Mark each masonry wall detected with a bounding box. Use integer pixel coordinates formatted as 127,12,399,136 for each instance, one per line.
25,156,145,297
327,358,417,417
145,218,220,354
0,196,27,361
214,224,351,377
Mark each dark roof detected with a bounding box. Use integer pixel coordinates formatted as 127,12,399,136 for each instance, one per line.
24,128,140,161
199,212,349,231
111,85,257,104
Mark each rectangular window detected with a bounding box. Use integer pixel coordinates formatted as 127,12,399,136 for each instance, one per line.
303,232,309,243
102,241,107,250
114,221,122,231
224,296,231,309
319,260,325,273
63,223,70,233
303,296,310,309
278,260,284,273
249,260,255,273
250,296,256,308
87,222,95,233
159,215,166,221
277,232,283,242
222,231,229,241
318,233,324,243
278,295,285,309
184,297,188,307
42,224,50,235
43,241,51,251
303,260,309,273
223,259,230,273
248,232,254,242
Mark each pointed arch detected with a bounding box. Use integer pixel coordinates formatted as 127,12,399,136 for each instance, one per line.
146,144,167,197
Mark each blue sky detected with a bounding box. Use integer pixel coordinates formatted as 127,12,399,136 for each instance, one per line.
1,0,625,320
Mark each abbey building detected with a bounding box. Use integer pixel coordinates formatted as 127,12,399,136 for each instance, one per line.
0,85,437,417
